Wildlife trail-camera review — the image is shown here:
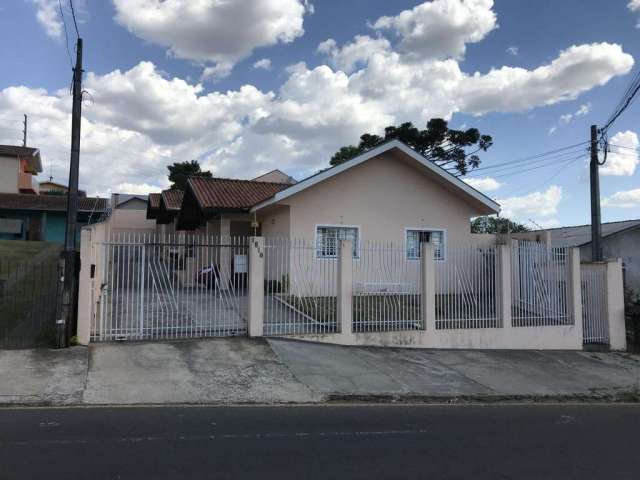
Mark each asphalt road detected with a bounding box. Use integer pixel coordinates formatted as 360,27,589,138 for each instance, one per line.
1,404,639,479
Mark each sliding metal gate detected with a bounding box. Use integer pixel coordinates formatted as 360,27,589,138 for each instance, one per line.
91,234,248,341
581,267,609,345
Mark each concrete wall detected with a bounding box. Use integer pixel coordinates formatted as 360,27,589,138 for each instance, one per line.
109,208,156,234
580,229,640,294
0,156,19,193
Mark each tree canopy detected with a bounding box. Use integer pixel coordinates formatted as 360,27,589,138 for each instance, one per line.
330,119,493,176
167,160,212,191
471,216,530,234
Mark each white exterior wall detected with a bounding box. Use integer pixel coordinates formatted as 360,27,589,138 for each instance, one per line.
0,156,19,193
109,208,156,234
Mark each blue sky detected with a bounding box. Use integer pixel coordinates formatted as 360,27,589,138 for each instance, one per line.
0,0,639,228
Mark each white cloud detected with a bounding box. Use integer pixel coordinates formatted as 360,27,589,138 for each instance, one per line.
506,46,519,56
372,0,497,61
463,176,502,192
548,126,557,135
29,0,62,38
112,0,309,78
498,186,563,221
600,130,639,176
458,44,633,115
113,182,169,196
558,102,592,126
603,188,640,208
253,58,272,70
4,2,635,197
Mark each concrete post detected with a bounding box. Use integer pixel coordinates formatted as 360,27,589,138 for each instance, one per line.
219,216,232,288
568,248,584,346
420,243,435,331
337,240,353,335
248,236,265,337
76,228,92,345
606,259,627,351
498,244,512,329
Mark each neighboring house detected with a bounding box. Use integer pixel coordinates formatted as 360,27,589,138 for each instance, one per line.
531,219,640,293
107,193,156,235
0,193,107,242
175,140,500,257
0,144,105,242
252,169,297,185
0,145,42,194
146,190,184,235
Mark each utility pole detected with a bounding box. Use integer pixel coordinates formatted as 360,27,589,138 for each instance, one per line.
22,114,27,147
590,124,603,262
59,37,83,348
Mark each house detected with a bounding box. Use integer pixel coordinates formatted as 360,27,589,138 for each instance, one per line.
0,144,106,242
0,193,107,242
531,219,640,294
175,140,500,256
0,145,42,194
106,193,156,235
252,169,297,185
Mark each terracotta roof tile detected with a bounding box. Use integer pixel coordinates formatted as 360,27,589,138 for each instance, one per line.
161,189,184,211
148,193,161,209
189,177,290,211
0,193,107,212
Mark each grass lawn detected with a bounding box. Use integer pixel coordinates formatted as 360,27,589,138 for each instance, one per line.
0,241,61,347
0,240,61,279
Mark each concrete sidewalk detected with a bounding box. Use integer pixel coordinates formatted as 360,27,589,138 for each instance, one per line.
268,339,640,400
1,338,640,406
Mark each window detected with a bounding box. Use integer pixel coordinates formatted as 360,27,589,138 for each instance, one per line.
406,229,445,260
316,225,359,258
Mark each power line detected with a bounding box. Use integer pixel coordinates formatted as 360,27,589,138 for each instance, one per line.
69,0,80,38
600,68,640,134
467,146,587,177
468,141,588,174
487,153,585,181
58,0,74,68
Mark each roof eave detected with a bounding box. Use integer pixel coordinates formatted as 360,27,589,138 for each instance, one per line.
251,140,501,214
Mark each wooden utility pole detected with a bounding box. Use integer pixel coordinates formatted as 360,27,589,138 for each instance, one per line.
59,37,83,347
590,125,603,262
22,114,27,147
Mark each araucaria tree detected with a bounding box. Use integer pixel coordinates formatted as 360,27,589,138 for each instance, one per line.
471,216,530,234
330,119,493,176
167,160,212,191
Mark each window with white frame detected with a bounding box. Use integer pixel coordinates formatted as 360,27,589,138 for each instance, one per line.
316,225,359,258
406,229,445,260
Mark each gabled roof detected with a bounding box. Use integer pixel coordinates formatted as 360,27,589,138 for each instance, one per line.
532,219,640,248
0,145,43,173
0,193,106,213
188,177,290,212
146,193,161,220
250,140,501,214
252,169,297,185
161,189,184,211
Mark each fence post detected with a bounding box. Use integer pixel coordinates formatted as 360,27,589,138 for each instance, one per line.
337,240,353,335
420,243,435,331
248,236,265,337
568,247,584,346
76,228,92,345
606,258,626,351
498,244,512,329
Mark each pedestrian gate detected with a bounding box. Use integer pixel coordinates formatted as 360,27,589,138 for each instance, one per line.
91,234,248,341
581,267,609,345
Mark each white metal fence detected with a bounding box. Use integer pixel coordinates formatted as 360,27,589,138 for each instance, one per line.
352,241,422,333
92,233,248,341
435,245,500,329
511,242,570,327
263,238,338,335
581,267,609,344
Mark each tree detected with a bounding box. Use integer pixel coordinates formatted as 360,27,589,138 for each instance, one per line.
330,119,493,176
167,160,212,191
471,216,530,234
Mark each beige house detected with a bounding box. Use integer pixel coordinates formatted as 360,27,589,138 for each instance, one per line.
175,140,500,257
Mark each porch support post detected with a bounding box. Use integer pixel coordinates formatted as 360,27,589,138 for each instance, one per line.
337,240,353,335
420,243,435,331
568,247,584,346
606,258,626,351
248,236,265,337
498,244,512,329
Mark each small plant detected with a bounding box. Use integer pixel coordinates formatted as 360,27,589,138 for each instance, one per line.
69,335,79,346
